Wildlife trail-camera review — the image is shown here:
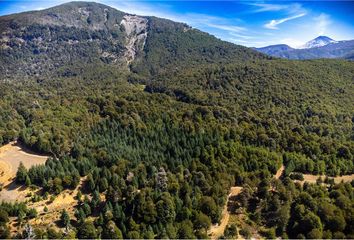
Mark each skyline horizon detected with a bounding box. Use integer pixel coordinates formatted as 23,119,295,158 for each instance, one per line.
1,0,353,48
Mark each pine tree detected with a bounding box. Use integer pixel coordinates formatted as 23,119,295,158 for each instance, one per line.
60,209,70,228
25,175,31,187
102,220,123,239
76,190,82,202
16,162,28,184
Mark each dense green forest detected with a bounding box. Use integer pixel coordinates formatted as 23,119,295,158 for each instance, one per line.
235,178,354,239
0,2,353,238
0,58,352,238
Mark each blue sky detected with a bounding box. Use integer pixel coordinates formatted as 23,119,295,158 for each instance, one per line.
1,0,354,47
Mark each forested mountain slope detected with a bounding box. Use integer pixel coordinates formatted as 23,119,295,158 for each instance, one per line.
0,1,266,80
0,2,353,239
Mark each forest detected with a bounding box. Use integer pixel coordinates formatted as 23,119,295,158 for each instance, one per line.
234,177,354,239
0,57,352,238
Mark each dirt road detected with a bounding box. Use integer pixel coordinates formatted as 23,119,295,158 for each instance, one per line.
274,165,285,179
208,164,285,239
208,187,242,239
208,164,353,239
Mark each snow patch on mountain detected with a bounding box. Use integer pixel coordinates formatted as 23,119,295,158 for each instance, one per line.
299,36,337,49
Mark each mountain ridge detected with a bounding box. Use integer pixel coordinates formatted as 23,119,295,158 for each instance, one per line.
0,1,267,81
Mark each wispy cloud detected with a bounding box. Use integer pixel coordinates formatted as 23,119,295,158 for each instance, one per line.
229,32,255,40
206,23,246,33
264,13,306,30
229,38,266,46
248,3,305,15
248,3,289,13
249,2,307,31
314,13,331,35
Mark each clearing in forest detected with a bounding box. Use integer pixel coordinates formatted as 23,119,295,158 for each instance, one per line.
0,141,48,202
0,142,90,233
296,173,354,185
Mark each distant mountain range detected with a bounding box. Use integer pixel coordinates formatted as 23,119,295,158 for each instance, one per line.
256,36,354,60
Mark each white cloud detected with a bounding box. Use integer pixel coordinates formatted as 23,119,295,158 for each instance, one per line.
249,3,289,13
104,1,174,19
264,13,306,30
229,32,255,40
314,13,331,35
230,38,266,46
248,3,305,15
229,38,251,43
206,23,246,33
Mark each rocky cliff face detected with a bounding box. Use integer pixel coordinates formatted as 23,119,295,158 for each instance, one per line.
0,2,146,80
120,15,148,65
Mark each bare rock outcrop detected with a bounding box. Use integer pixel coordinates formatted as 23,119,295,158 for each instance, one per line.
120,15,148,65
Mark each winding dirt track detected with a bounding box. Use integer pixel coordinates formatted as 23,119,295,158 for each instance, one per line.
208,164,285,239
208,164,354,239
208,187,242,239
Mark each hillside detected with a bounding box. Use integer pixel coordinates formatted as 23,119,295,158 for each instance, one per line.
0,1,266,80
0,2,353,239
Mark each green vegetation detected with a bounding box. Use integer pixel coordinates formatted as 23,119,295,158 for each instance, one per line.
0,2,353,238
0,202,38,238
236,177,354,239
7,57,352,238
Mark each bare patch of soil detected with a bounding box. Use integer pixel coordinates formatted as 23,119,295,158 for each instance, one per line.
296,173,354,185
0,141,48,202
274,165,285,180
26,178,86,231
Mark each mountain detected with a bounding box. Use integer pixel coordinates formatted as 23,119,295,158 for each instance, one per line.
256,36,354,60
300,36,337,49
255,44,294,58
0,1,266,80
